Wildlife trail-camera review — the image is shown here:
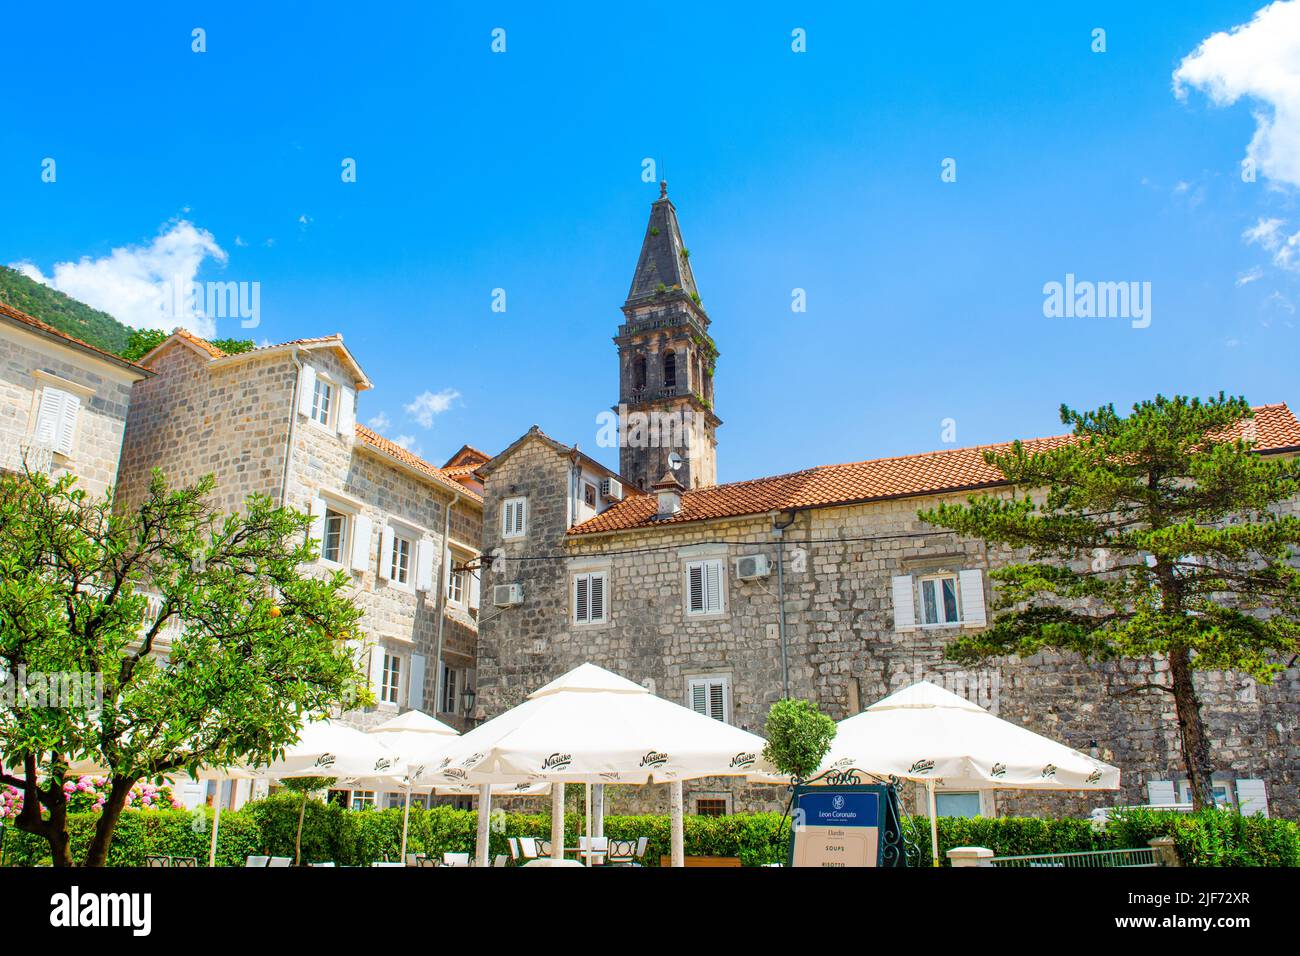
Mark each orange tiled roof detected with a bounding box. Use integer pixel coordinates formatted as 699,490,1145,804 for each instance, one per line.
569,403,1300,536
0,301,149,373
354,424,483,503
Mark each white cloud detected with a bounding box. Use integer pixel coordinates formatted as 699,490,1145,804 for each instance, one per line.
1174,1,1300,189
367,411,392,431
1236,265,1265,286
1243,216,1300,269
404,388,460,428
392,434,420,454
11,220,228,336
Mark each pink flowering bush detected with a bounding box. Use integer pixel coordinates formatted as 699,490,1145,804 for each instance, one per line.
0,777,183,818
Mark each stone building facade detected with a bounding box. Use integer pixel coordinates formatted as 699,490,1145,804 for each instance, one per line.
116,331,485,755
0,302,149,498
474,190,1300,822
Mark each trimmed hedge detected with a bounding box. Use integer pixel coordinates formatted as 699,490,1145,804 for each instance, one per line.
3,799,1295,867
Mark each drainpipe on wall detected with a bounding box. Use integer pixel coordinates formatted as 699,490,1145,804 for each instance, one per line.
279,348,303,508
771,509,797,699
432,490,461,719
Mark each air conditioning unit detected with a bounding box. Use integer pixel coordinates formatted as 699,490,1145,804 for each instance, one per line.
599,478,624,502
735,554,771,580
493,583,524,607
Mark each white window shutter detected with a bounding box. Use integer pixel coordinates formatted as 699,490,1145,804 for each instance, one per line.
415,539,435,592
690,682,707,715
891,575,916,631
959,569,987,627
1236,779,1268,817
590,574,604,622
308,497,327,548
378,527,394,581
368,644,385,694
688,564,704,613
350,515,372,572
575,576,589,623
1147,780,1176,806
336,386,356,437
705,561,722,612
407,653,426,710
297,365,316,417
708,680,726,721
35,387,65,447
468,570,480,612
55,392,80,456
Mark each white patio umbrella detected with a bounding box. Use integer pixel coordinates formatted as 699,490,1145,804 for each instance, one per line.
367,710,460,860
412,662,774,866
814,681,1120,865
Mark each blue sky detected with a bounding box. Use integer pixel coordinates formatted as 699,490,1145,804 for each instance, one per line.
3,2,1298,481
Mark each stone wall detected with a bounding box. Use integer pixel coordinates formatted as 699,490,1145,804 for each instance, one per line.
480,473,1300,819
0,323,140,499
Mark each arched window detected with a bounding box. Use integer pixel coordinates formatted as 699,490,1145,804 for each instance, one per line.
663,351,677,389
632,354,647,390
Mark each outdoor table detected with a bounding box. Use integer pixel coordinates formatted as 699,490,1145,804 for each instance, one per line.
522,858,585,868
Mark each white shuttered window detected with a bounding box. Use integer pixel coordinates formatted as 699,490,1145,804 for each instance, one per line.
687,676,730,723
502,497,527,538
35,386,81,457
573,571,607,625
685,559,724,615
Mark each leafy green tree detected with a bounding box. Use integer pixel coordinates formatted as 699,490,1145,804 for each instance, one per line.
276,776,337,865
762,698,836,782
919,395,1300,809
0,468,369,866
120,327,255,362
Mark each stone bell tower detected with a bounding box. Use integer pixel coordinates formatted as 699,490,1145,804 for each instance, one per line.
614,182,720,492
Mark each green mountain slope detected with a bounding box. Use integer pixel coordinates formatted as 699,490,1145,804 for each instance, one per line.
0,265,135,355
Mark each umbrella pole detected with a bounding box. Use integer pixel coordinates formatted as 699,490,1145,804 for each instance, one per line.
207,780,223,867
585,785,595,868
399,783,412,862
670,780,684,868
550,783,565,861
475,783,491,867
927,779,939,867
593,783,605,838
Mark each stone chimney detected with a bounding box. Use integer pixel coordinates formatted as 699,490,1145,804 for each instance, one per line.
651,470,685,518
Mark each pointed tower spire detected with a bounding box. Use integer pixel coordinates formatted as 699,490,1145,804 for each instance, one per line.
614,186,720,492
625,181,699,306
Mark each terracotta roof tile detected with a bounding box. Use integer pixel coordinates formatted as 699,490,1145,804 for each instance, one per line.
569,403,1300,536
0,301,149,373
354,424,483,503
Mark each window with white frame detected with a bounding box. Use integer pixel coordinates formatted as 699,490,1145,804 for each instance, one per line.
310,376,334,427
502,497,527,538
687,675,730,723
1176,779,1235,808
33,384,82,457
389,532,413,585
573,571,607,625
934,791,982,818
380,652,403,705
685,559,724,615
440,663,459,714
919,573,960,626
447,564,465,605
322,509,348,563
350,790,376,811
583,482,596,508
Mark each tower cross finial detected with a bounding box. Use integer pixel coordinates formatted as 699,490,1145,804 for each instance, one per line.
659,179,668,199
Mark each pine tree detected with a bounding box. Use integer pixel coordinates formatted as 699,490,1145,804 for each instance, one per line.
920,395,1300,810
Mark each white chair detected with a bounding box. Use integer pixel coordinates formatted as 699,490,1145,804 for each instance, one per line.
267,857,292,867
371,861,404,868
442,852,470,867
492,854,509,867
309,862,335,867
578,836,609,866
517,837,539,859
507,837,523,861
245,855,270,868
